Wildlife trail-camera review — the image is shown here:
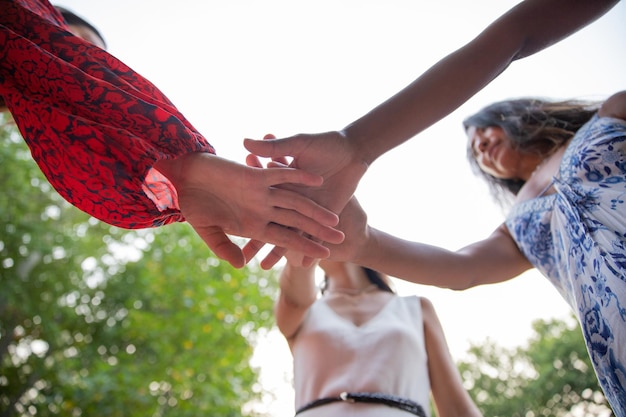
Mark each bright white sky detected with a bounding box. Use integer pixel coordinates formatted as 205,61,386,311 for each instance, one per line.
54,1,626,415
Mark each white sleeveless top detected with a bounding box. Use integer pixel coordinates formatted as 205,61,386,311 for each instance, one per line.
290,295,431,416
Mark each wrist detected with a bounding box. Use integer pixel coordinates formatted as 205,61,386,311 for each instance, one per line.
153,152,210,189
153,154,186,188
350,225,377,267
341,125,377,167
280,264,318,298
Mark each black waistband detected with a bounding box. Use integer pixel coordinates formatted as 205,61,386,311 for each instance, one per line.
295,391,427,416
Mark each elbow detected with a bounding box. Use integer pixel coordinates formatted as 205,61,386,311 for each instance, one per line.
447,282,475,292
443,272,483,291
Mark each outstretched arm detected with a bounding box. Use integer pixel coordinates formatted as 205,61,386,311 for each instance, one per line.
155,153,343,268
344,0,619,163
245,0,618,215
353,224,532,290
322,197,532,289
0,1,344,269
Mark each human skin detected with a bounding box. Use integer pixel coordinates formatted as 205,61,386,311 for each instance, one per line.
154,153,344,268
276,258,483,417
320,92,626,290
66,23,105,49
243,0,619,267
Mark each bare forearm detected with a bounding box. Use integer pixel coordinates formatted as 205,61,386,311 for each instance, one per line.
344,0,618,165
278,263,318,308
275,263,318,338
344,44,512,165
353,227,531,290
354,228,481,290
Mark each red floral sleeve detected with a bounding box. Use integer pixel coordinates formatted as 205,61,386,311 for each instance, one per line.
0,0,216,228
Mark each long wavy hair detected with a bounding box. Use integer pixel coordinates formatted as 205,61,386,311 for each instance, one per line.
321,267,395,294
463,98,600,207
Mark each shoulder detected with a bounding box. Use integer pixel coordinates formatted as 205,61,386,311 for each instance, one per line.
416,297,447,343
400,296,437,320
400,295,437,314
418,297,438,321
598,91,626,121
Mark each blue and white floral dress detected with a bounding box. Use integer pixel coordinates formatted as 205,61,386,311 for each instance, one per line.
506,114,626,416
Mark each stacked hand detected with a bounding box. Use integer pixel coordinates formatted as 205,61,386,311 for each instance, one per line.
243,133,370,268
155,152,345,268
243,130,368,215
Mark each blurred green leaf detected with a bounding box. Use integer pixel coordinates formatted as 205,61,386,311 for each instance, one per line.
457,314,614,417
0,115,276,417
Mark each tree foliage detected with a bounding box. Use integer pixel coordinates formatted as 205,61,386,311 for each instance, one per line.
457,315,614,417
0,117,276,416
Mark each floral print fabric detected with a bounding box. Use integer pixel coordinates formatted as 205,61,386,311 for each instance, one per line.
506,114,626,416
0,0,215,228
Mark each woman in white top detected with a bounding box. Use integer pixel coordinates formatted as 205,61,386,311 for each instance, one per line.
276,258,482,417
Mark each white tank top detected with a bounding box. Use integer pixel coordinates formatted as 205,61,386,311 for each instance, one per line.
290,295,430,416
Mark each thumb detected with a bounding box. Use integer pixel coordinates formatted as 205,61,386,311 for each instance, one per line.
243,136,299,159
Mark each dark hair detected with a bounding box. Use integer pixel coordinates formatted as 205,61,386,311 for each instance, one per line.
363,267,394,293
321,266,394,294
463,97,600,206
55,6,107,49
1,7,106,111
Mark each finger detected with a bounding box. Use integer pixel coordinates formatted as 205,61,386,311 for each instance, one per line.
245,153,264,168
195,226,246,268
299,235,320,267
270,187,340,229
301,255,316,267
268,206,344,245
260,246,288,270
282,251,316,268
263,165,324,187
301,257,314,267
244,136,302,159
263,223,331,260
268,158,290,167
242,239,266,262
263,134,290,166
267,160,289,169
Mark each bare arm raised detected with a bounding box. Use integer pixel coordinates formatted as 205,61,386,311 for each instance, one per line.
274,261,318,341
244,0,618,217
324,197,532,290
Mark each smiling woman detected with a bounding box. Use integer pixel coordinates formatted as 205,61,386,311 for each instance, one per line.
464,98,601,203
466,125,546,181
306,91,626,416
235,0,625,411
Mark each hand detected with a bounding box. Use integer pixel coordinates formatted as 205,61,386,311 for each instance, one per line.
243,130,369,215
242,131,368,268
242,146,309,268
324,196,369,263
244,191,369,270
155,152,343,268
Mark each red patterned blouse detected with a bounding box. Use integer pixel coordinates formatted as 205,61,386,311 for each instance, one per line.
0,0,216,228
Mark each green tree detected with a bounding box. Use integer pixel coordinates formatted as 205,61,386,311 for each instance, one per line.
0,116,275,416
458,315,613,417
